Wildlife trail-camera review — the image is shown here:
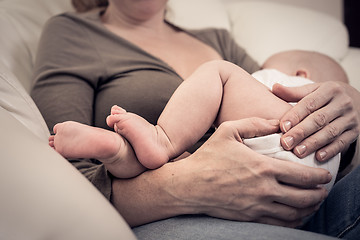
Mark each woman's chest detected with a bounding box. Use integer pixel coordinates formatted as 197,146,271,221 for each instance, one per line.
144,37,222,79
110,28,223,79
94,69,182,129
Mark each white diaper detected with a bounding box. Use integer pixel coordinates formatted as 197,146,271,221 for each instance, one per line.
243,133,340,191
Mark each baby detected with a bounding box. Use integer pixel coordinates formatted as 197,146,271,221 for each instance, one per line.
49,50,348,189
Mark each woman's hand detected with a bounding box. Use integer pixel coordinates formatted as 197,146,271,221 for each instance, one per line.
166,118,331,228
273,81,360,162
112,118,330,227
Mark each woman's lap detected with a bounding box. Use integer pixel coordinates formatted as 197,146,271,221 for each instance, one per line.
301,165,360,239
132,215,336,240
133,166,360,240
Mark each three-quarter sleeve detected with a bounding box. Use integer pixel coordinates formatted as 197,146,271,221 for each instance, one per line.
31,14,112,199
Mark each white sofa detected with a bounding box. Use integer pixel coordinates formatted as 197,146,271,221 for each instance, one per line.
0,0,358,239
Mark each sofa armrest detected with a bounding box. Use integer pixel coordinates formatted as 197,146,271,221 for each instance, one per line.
0,62,50,141
0,108,136,240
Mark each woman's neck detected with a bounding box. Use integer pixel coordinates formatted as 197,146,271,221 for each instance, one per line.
101,4,170,35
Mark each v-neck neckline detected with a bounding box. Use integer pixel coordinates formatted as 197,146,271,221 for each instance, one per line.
84,8,221,81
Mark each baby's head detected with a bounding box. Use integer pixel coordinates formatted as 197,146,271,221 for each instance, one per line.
262,50,348,83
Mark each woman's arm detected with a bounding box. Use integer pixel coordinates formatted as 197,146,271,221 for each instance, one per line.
31,14,115,198
273,81,360,163
111,118,331,227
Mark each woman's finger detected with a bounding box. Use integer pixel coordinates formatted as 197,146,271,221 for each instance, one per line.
282,86,335,133
274,82,360,161
280,102,344,151
252,158,330,208
258,202,317,224
288,113,358,161
271,159,331,189
315,130,359,162
273,183,327,209
218,118,279,141
272,82,320,103
273,82,344,133
273,83,324,133
280,99,355,151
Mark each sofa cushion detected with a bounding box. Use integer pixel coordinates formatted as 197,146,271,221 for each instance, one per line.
0,0,73,92
0,62,50,141
226,1,349,65
166,0,230,30
341,47,360,91
0,108,136,240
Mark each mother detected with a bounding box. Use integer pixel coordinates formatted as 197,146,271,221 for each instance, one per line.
31,0,360,238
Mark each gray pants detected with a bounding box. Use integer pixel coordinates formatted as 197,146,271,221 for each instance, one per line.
132,215,336,240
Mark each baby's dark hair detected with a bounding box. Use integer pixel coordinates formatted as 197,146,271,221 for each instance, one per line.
72,0,108,12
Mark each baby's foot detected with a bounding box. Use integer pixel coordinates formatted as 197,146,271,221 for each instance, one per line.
50,121,145,178
106,105,173,169
50,121,125,162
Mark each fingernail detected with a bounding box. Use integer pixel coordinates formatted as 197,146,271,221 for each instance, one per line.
319,151,327,160
295,145,307,156
283,136,294,149
282,121,292,132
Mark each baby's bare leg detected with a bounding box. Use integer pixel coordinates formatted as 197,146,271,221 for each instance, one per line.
157,60,292,149
214,62,293,125
105,60,292,170
106,106,174,169
105,61,231,169
50,121,145,178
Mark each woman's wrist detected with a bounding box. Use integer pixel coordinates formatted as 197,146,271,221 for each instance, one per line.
110,158,201,227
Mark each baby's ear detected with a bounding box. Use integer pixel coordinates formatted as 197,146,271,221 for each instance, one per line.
295,69,310,79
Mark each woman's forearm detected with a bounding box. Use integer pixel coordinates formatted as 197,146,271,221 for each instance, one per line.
111,160,199,227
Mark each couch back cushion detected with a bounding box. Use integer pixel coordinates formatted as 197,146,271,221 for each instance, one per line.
0,0,73,92
166,0,230,30
0,62,50,141
226,1,349,65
